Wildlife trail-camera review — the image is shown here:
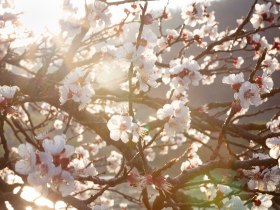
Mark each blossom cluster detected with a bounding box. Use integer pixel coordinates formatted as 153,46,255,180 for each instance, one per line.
127,171,173,194
250,2,279,29
198,175,274,210
181,2,212,27
15,134,97,196
157,100,191,136
107,114,139,143
106,150,123,173
222,72,273,110
181,144,203,170
0,0,279,209
59,68,96,109
115,31,159,93
166,58,202,91
266,116,280,133
266,137,280,166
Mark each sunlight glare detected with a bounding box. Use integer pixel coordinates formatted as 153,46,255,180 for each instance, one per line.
19,186,68,209
14,0,63,35
20,186,54,208
12,0,217,37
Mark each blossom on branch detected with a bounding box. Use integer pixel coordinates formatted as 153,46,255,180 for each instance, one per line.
157,100,190,136
235,81,262,109
250,2,278,29
107,114,139,143
59,68,95,110
266,137,280,159
15,143,36,175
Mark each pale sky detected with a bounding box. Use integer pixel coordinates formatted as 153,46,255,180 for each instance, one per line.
13,0,219,35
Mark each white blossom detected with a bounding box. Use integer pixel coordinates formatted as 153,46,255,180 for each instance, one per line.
262,55,279,74
59,68,95,109
157,100,191,136
107,115,132,143
243,165,280,191
75,146,89,159
266,137,280,159
222,72,244,91
235,81,262,109
0,85,19,99
180,153,202,171
70,158,97,177
116,42,136,62
15,143,36,175
52,170,75,197
252,194,273,210
181,3,208,27
87,1,112,28
250,3,278,29
27,152,60,186
266,116,280,133
144,147,155,162
233,57,244,68
54,119,63,130
222,196,248,210
107,114,139,143
42,135,66,155
169,58,202,88
255,73,273,94
106,151,122,173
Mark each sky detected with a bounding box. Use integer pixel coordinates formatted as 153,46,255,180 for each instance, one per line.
13,0,220,35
